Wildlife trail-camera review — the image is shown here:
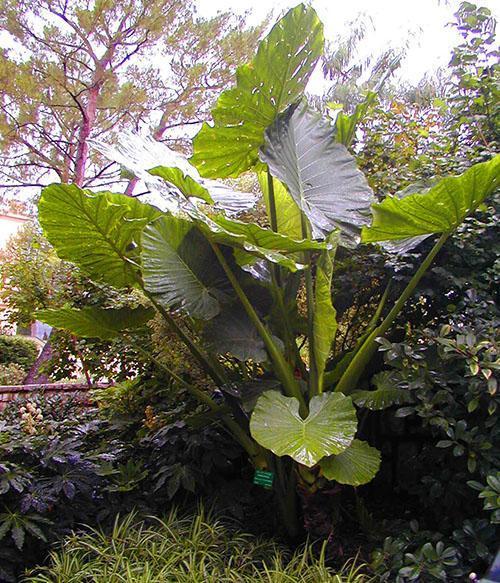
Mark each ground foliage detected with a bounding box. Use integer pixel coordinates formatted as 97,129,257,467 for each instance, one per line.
24,509,371,583
0,386,258,581
0,336,39,384
334,3,500,581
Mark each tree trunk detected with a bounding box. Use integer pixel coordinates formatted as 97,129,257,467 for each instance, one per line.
124,176,139,196
74,84,100,186
25,81,101,383
24,338,53,385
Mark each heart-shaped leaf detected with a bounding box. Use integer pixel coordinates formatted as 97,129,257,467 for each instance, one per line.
191,4,324,178
203,306,269,362
250,390,357,467
36,306,154,340
320,439,381,486
362,156,500,243
260,102,375,244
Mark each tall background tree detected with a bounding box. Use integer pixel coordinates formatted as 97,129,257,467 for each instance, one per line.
0,0,264,195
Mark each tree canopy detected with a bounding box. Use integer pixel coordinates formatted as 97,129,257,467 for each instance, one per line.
0,0,264,192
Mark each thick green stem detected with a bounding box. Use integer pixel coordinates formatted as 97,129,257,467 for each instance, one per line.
266,171,307,378
301,214,318,399
322,281,393,391
270,272,307,378
335,233,449,394
130,338,218,410
270,275,293,361
266,169,279,234
273,456,300,539
366,279,392,333
144,292,227,387
210,241,307,415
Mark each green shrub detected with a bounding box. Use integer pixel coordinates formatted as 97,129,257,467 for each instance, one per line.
24,509,371,583
0,363,26,385
0,335,39,371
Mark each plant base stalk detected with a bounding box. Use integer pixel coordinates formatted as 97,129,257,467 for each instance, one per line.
335,233,449,394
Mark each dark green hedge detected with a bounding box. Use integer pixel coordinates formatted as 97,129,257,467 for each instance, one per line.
0,335,39,371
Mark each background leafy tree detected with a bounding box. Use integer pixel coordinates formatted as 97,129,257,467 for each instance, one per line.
0,223,154,382
0,0,264,193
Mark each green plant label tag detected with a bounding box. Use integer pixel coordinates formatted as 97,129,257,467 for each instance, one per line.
253,469,274,489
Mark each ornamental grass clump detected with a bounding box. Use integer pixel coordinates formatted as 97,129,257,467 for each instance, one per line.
25,508,371,583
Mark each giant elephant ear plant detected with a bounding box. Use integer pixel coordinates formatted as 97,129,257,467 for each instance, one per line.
36,4,500,537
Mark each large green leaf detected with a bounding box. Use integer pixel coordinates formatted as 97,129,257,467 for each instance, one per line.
362,156,500,243
37,306,154,340
260,102,374,244
313,233,339,388
93,134,258,215
149,166,214,204
38,184,161,288
197,214,327,272
209,215,326,254
204,304,285,363
203,306,268,362
351,371,412,410
250,391,357,467
258,172,302,239
320,439,381,486
191,4,324,178
141,216,229,320
221,379,281,414
149,165,260,215
352,388,411,410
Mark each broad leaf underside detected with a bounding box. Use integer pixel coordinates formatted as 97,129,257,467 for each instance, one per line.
362,156,500,243
260,103,375,244
37,306,154,340
38,184,160,288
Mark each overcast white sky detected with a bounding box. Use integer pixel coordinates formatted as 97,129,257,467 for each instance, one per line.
197,0,499,85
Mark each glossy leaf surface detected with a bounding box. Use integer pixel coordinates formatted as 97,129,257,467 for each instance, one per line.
260,102,374,244
320,439,381,486
191,4,324,178
38,184,160,288
362,156,500,243
250,390,357,467
37,306,154,340
142,216,227,320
